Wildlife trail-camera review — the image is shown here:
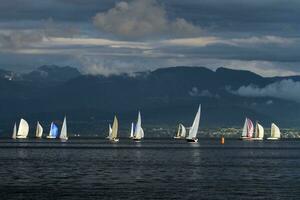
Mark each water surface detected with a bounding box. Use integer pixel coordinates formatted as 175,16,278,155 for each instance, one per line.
0,138,299,199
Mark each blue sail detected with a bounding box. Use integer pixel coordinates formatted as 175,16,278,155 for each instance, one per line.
50,123,59,138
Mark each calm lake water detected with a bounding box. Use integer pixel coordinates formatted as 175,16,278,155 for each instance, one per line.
0,138,300,199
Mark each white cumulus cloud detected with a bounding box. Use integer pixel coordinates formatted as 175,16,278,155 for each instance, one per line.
230,79,300,103
93,0,201,39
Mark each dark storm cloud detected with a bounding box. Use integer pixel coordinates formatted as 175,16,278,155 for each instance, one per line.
0,0,299,76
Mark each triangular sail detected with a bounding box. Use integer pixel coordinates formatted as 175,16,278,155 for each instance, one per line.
247,119,254,137
180,124,186,137
130,123,134,138
242,118,248,137
254,122,264,139
35,121,43,138
12,123,17,139
187,105,201,139
60,116,68,140
17,119,29,138
111,116,118,140
176,124,181,137
176,124,187,138
242,118,254,138
49,122,59,138
107,124,112,138
271,123,280,138
134,111,143,139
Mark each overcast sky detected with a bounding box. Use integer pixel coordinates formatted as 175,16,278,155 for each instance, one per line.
0,0,299,76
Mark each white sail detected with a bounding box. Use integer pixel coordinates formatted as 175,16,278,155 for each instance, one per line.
254,123,264,139
130,123,134,138
241,118,254,138
16,119,29,139
134,111,143,139
242,118,248,137
35,121,43,138
270,123,280,139
110,116,118,140
12,123,17,139
175,124,187,138
180,124,186,137
141,127,144,138
187,105,201,139
60,116,68,140
107,124,112,138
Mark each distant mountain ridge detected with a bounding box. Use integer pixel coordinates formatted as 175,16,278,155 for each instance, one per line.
0,65,300,135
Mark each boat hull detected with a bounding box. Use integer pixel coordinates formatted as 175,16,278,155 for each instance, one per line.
133,138,142,142
240,136,252,140
186,138,198,143
251,138,264,141
46,136,57,139
16,136,27,139
267,137,280,140
174,136,185,139
109,138,119,142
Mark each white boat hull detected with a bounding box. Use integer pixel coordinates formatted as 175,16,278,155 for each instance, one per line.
109,138,119,142
16,136,27,139
46,136,57,139
174,136,185,139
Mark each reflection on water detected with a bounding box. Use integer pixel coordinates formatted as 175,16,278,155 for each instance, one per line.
0,139,299,199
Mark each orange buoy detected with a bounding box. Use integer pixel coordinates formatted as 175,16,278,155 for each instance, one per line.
221,136,225,144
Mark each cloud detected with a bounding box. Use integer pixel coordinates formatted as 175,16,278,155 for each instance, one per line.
0,31,44,49
189,87,219,98
93,0,201,39
229,79,300,103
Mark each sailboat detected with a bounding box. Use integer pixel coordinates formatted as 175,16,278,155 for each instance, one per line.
129,122,134,138
251,122,264,140
60,116,68,140
47,122,59,139
186,105,201,143
35,121,43,138
174,124,186,139
267,123,281,140
106,124,112,139
12,122,17,139
240,118,254,140
133,111,144,141
108,116,119,142
16,118,29,139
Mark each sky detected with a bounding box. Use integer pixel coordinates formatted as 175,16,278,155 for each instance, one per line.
0,0,300,76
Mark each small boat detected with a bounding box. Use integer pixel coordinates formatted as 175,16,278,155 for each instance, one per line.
186,105,201,143
59,116,68,140
129,122,134,138
35,121,43,138
240,117,254,140
174,124,186,139
12,122,17,139
267,123,281,140
47,122,59,139
16,119,29,139
107,116,119,142
133,111,144,141
106,124,112,139
251,122,264,140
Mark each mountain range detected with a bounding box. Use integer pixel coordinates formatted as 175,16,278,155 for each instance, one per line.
0,65,299,136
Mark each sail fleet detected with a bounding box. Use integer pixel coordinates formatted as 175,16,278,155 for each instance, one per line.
240,117,281,140
7,105,284,142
